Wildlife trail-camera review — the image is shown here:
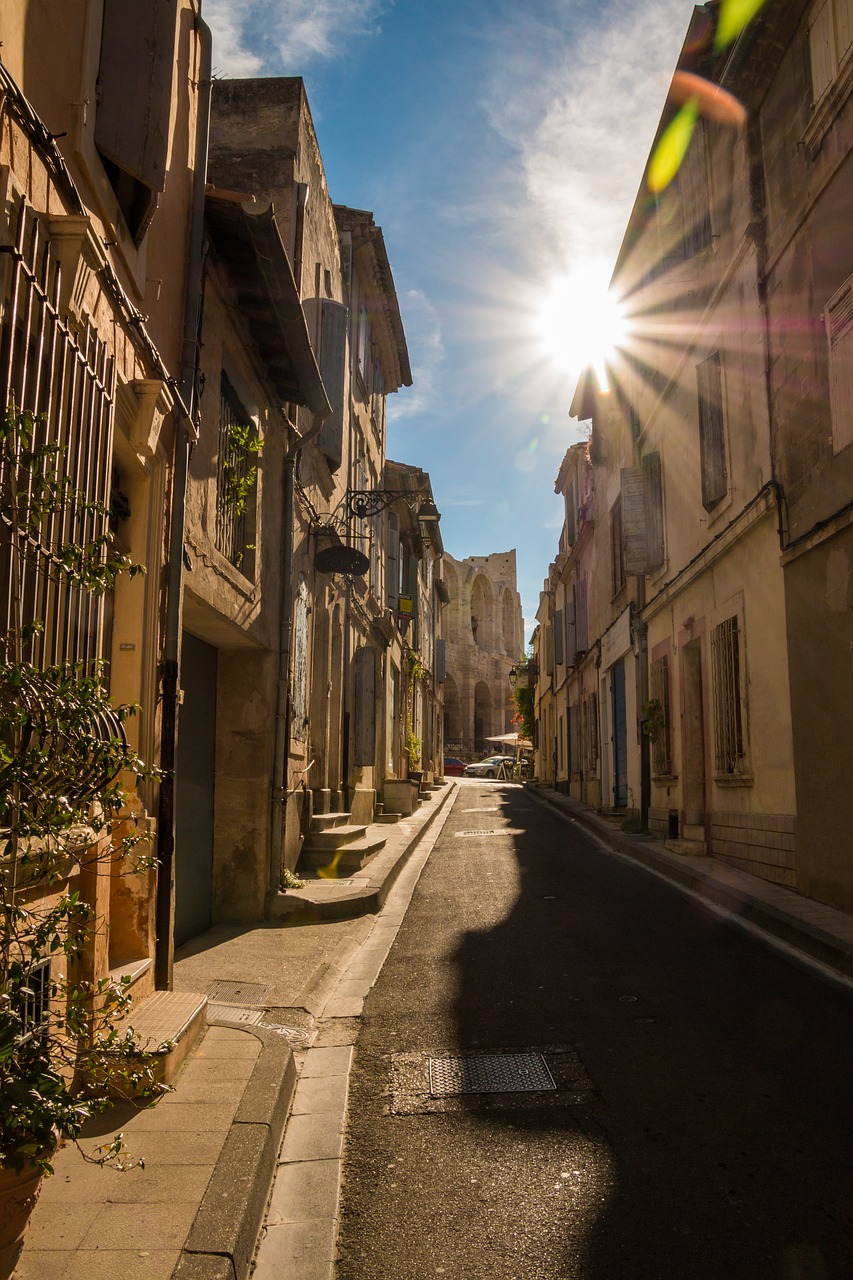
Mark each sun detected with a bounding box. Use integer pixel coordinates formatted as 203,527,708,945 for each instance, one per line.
535,260,628,389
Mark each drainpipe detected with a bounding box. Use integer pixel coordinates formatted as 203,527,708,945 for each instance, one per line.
155,14,212,990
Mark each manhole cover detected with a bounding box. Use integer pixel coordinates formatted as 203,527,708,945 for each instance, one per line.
429,1052,556,1096
388,1045,596,1116
208,980,271,1005
207,1003,264,1024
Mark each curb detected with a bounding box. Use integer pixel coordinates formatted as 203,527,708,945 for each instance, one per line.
527,784,853,980
172,1024,297,1280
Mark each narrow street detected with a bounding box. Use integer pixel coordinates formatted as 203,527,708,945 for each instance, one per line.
335,781,853,1280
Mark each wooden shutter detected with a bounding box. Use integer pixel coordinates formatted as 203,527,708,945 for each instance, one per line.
809,0,835,101
95,0,178,191
554,609,564,666
697,352,727,511
436,638,446,684
386,513,400,614
566,596,576,664
354,647,377,766
621,467,649,574
828,278,853,454
643,452,665,569
314,299,347,470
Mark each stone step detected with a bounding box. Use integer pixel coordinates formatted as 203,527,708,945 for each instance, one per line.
301,835,387,874
119,989,207,1087
309,811,352,834
303,823,369,852
376,812,402,824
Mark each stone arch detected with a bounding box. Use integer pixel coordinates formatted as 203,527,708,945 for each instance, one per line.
443,672,462,748
474,679,493,750
442,559,459,605
470,574,494,649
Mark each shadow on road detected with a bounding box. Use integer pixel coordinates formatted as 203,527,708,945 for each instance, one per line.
450,785,853,1279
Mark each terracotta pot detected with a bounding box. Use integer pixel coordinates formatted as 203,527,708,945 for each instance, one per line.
0,1162,45,1249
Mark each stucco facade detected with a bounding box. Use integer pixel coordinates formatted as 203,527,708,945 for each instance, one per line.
536,0,852,911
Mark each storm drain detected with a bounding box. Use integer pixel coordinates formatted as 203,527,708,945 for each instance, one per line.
429,1052,556,1096
207,1003,264,1025
454,830,498,837
207,980,271,1005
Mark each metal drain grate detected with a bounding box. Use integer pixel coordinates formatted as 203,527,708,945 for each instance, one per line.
454,829,498,837
208,980,271,1005
429,1052,556,1096
207,1003,264,1025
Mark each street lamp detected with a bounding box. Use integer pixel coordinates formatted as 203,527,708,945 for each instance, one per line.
345,488,441,524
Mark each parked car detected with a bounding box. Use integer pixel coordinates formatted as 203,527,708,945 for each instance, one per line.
463,754,515,779
443,756,467,777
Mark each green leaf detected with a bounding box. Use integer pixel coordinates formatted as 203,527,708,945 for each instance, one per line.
715,0,767,53
648,98,699,194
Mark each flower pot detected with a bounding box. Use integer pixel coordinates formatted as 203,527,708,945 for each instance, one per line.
0,1162,45,1248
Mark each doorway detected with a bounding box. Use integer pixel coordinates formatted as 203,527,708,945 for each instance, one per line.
611,659,628,808
682,639,706,831
175,632,217,947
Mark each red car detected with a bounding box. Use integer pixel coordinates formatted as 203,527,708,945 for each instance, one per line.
443,756,467,776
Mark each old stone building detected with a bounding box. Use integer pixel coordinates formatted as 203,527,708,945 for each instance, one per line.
0,0,209,1000
536,0,853,913
441,550,524,757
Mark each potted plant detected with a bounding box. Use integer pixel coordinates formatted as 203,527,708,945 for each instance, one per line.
0,406,166,1248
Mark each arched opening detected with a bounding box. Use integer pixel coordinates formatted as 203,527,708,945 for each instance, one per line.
474,680,492,753
470,575,493,649
443,673,462,751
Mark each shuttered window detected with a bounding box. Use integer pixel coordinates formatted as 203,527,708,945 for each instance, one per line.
827,276,853,454
611,495,626,594
697,351,728,511
354,646,377,766
711,615,747,775
313,299,347,471
95,0,178,239
386,512,400,613
643,451,665,570
554,608,564,666
680,119,712,258
809,0,852,103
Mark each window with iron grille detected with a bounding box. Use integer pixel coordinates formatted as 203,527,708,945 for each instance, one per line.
649,654,673,776
711,615,747,775
12,957,51,1046
215,373,257,574
0,200,115,671
697,351,727,512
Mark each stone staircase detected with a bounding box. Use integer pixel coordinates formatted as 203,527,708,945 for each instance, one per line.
300,811,387,875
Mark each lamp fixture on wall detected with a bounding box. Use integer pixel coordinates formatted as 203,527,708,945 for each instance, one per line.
345,488,441,523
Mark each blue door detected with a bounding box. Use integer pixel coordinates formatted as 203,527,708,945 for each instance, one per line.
611,659,628,808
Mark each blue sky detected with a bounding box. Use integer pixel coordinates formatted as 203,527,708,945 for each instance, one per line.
205,0,695,637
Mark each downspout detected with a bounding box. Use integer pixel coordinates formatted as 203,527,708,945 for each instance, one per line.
155,13,212,989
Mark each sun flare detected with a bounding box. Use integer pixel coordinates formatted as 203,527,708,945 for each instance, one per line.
535,261,628,389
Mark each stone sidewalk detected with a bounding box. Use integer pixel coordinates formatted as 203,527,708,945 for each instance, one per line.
9,783,456,1280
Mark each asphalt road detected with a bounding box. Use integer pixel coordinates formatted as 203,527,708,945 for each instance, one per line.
335,781,853,1280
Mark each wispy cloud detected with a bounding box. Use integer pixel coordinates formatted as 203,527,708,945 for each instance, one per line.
206,0,386,78
483,0,692,274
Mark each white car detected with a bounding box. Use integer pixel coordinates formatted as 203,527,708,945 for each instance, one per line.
463,755,515,779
